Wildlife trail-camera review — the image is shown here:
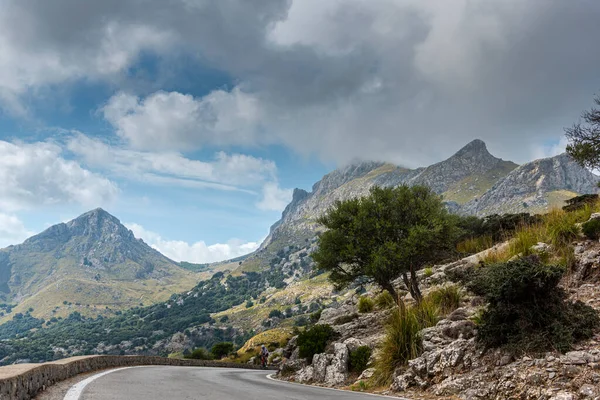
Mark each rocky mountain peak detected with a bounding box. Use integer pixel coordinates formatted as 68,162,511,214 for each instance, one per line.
453,139,490,158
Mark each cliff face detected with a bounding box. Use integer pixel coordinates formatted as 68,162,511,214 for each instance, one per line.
462,153,600,216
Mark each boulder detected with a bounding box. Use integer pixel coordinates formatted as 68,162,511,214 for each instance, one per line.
324,343,349,386
343,338,368,353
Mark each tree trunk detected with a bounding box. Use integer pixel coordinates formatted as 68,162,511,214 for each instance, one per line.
410,267,423,304
382,282,401,306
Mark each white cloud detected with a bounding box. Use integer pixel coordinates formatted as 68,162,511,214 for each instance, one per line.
0,140,118,212
532,137,570,160
101,89,263,151
0,213,33,248
257,182,293,211
125,223,259,263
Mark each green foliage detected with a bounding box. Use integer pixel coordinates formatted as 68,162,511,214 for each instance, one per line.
269,309,284,319
582,218,600,240
312,185,460,303
467,257,600,353
423,267,434,277
294,316,309,327
296,324,336,361
309,309,322,324
184,347,212,360
563,194,599,212
357,296,375,313
219,315,229,323
211,342,234,359
245,300,254,308
349,346,372,373
565,95,600,170
374,291,395,310
426,285,462,315
373,305,422,386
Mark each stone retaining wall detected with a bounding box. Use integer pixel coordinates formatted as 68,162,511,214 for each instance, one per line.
0,355,271,400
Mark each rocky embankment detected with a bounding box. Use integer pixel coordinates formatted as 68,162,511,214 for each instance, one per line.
275,237,600,399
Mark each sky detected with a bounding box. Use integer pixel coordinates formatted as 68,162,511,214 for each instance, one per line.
1,0,600,262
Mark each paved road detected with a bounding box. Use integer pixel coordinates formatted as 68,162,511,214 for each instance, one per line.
76,366,395,400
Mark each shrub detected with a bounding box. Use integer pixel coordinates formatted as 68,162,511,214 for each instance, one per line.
563,194,599,212
375,291,396,310
185,347,212,360
426,285,463,315
296,324,336,361
349,346,372,373
219,315,229,323
582,218,600,240
334,313,358,325
269,309,284,319
358,296,375,313
423,267,434,277
467,256,599,354
373,305,422,386
295,316,309,327
211,342,234,359
245,300,254,308
309,309,322,323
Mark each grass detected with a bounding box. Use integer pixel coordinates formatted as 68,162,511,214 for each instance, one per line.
375,291,395,310
358,296,375,313
237,328,294,354
457,235,494,255
372,300,440,386
426,285,463,316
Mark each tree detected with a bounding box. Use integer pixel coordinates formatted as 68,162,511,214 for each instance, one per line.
211,342,234,359
312,185,458,304
565,94,600,169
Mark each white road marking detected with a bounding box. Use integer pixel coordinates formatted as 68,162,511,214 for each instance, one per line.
63,366,137,400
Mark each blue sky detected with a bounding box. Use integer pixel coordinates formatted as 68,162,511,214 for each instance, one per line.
0,0,599,262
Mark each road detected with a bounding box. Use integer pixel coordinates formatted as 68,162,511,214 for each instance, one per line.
70,366,396,400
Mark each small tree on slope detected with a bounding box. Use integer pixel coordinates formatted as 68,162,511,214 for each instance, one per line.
566,94,600,170
312,185,459,304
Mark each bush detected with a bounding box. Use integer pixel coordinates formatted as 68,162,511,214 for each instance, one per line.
245,300,254,308
185,347,212,360
219,315,229,323
563,194,599,212
373,306,422,386
357,296,375,313
426,285,462,315
309,309,322,323
295,316,309,327
582,218,600,240
468,256,599,353
375,291,395,310
423,267,434,277
269,309,284,319
296,324,336,361
349,346,372,373
211,342,234,359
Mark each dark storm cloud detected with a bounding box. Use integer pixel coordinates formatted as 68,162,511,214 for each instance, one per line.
1,0,599,165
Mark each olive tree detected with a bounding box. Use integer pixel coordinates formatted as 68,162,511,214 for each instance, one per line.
566,94,600,170
312,185,458,304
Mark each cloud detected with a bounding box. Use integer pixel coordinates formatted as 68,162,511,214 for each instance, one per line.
0,140,118,212
125,223,259,263
0,213,33,248
102,89,263,151
2,0,600,165
257,182,293,211
67,133,292,210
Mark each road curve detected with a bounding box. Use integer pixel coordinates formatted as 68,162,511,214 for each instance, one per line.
74,366,398,400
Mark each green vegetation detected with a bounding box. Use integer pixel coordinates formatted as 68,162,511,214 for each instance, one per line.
374,291,395,310
565,94,600,170
423,267,434,277
0,268,294,364
582,218,600,240
349,346,372,373
185,348,212,360
313,185,459,304
357,296,375,313
425,285,462,315
296,324,336,361
211,342,234,359
466,257,599,353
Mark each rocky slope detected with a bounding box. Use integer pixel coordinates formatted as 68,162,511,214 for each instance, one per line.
245,140,597,272
0,208,199,320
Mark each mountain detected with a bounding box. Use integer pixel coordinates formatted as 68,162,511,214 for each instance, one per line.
462,153,600,216
0,208,200,320
243,140,597,272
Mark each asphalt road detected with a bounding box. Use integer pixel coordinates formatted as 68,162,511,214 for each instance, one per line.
75,366,396,400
